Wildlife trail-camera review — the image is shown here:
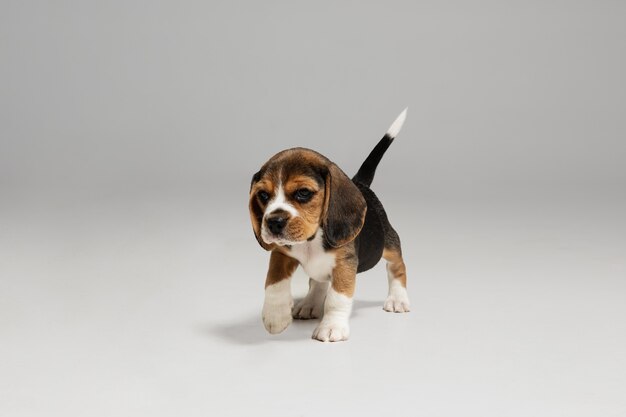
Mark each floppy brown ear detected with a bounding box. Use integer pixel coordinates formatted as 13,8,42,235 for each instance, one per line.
249,173,272,251
321,163,367,248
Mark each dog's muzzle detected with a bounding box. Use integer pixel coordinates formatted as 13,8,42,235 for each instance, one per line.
265,211,290,235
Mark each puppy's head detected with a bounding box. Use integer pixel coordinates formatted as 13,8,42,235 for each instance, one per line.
249,148,366,250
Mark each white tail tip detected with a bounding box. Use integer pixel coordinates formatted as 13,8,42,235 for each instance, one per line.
386,107,408,138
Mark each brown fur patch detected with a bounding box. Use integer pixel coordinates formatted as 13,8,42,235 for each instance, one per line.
330,245,358,297
279,174,325,241
265,250,299,288
283,175,321,194
382,248,407,288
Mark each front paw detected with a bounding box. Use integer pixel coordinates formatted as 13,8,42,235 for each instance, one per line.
262,301,293,334
312,320,350,342
292,297,324,320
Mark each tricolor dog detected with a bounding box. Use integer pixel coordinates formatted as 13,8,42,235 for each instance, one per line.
249,109,410,342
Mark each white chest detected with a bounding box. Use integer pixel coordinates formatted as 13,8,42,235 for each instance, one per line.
287,231,336,282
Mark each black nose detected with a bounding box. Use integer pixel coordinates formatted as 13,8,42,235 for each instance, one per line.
266,215,288,234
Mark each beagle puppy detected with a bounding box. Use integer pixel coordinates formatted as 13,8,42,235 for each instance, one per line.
249,109,410,342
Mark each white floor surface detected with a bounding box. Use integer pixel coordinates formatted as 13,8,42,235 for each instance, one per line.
1,194,625,416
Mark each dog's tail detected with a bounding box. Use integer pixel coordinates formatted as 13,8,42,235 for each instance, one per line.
353,108,408,187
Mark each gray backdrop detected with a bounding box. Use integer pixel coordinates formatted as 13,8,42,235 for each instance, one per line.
2,1,624,203
1,2,625,417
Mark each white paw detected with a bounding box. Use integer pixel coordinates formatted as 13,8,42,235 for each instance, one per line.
262,301,293,334
383,292,411,313
292,297,324,319
312,320,350,342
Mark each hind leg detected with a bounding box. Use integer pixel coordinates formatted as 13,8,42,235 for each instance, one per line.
293,279,328,319
382,246,410,313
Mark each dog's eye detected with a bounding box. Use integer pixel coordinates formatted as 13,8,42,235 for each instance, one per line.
294,188,313,203
257,191,270,204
